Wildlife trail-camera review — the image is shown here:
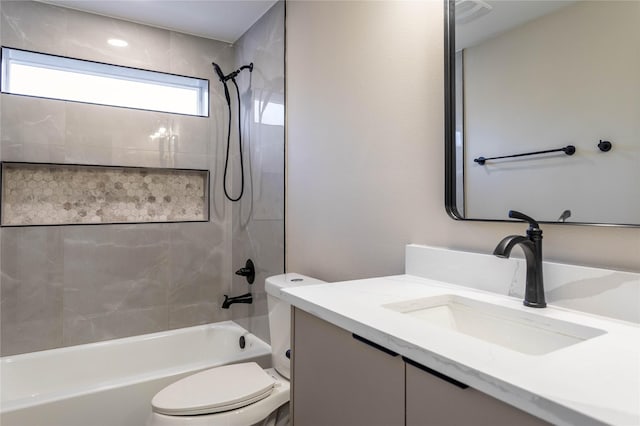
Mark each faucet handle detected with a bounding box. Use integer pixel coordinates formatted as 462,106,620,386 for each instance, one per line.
508,210,540,230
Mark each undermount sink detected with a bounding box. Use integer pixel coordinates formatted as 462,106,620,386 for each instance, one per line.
383,295,606,355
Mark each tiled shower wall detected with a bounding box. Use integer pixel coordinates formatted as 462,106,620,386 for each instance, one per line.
231,2,286,343
0,1,284,355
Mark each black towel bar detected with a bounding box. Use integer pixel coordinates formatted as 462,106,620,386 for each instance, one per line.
474,145,575,165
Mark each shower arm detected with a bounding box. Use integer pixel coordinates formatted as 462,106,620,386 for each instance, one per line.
213,62,254,83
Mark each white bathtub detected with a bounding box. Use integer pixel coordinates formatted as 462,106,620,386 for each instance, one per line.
0,321,271,426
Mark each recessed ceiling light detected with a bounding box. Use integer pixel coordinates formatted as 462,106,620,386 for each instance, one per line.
107,38,128,47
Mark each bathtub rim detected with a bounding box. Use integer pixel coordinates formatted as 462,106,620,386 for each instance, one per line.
1,321,271,413
1,320,258,362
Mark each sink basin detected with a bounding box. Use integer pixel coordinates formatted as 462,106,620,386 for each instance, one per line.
383,295,605,355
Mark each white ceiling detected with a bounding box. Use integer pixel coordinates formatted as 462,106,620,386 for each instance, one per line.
39,0,279,43
456,0,577,50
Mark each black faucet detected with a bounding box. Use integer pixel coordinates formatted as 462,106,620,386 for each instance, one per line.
493,210,546,308
235,259,255,284
221,292,253,309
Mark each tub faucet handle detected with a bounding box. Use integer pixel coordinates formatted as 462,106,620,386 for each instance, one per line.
235,259,255,284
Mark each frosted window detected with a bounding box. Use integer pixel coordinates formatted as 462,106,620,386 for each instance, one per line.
1,47,209,116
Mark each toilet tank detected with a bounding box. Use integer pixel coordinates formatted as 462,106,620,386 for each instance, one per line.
266,273,326,380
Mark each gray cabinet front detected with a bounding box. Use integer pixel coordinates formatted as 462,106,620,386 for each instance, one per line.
292,308,548,425
405,362,547,426
292,308,405,426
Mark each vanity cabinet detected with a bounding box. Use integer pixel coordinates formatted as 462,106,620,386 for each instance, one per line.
291,308,405,426
405,361,546,426
292,308,547,426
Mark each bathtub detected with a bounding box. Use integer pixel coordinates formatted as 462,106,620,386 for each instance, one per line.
0,321,271,426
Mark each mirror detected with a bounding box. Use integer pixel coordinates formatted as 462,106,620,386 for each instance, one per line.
444,0,639,226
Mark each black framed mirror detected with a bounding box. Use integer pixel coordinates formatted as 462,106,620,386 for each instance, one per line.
444,0,639,227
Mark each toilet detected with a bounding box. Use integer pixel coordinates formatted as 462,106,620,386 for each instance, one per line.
148,273,325,426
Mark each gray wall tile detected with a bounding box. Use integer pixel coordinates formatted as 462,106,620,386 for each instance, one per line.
64,102,166,156
63,306,168,347
62,226,170,316
64,9,171,71
0,227,64,355
169,31,233,79
230,2,285,344
0,96,66,162
0,0,283,355
0,1,67,54
0,1,229,354
169,302,225,330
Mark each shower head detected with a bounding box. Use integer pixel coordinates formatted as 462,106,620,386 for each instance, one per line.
212,62,231,105
212,62,226,82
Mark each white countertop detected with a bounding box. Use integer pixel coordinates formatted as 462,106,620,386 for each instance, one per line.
281,274,640,426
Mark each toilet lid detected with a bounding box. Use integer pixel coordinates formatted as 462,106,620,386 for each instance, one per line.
152,362,275,416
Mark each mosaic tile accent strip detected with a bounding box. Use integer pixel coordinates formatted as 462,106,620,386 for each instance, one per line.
1,163,209,226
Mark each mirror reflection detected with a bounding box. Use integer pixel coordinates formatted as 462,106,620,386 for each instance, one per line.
448,0,639,225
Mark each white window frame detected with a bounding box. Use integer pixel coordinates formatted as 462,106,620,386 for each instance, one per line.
0,47,209,117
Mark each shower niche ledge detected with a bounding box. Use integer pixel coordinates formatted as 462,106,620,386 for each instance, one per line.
0,162,209,226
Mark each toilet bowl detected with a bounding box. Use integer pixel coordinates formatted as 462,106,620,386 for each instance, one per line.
148,273,325,426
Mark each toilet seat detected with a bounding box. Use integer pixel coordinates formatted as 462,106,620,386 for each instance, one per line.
148,368,290,426
152,362,275,416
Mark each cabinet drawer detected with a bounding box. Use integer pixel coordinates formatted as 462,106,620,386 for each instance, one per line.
405,361,547,426
292,308,405,426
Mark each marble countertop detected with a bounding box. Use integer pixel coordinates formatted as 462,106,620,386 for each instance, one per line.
281,274,640,426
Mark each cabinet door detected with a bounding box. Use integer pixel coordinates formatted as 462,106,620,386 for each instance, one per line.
405,361,548,426
292,308,405,426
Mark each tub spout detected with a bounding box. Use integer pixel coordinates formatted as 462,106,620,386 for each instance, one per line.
221,292,253,309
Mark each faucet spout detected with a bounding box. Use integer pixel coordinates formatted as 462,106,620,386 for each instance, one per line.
494,211,546,308
493,235,529,258
221,292,253,309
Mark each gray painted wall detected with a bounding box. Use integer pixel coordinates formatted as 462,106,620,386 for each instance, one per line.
286,1,639,286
